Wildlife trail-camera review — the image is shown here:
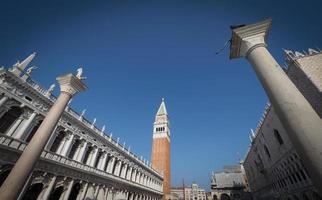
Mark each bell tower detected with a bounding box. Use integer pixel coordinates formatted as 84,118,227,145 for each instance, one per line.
151,98,171,199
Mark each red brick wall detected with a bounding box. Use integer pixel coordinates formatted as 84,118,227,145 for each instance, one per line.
151,137,171,196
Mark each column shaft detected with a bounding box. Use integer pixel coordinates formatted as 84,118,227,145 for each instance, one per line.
62,180,74,200
0,96,9,107
41,176,57,200
13,112,37,139
0,92,71,200
61,134,75,157
89,148,99,167
76,141,87,162
247,46,322,191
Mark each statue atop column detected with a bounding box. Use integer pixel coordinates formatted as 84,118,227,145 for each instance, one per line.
76,67,86,80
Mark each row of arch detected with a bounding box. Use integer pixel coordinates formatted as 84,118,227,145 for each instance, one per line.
0,165,161,200
47,129,162,191
0,96,162,192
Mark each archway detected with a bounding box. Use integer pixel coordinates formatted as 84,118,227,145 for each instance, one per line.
220,194,230,200
49,186,64,200
22,183,43,200
68,182,81,200
213,194,218,200
0,106,22,134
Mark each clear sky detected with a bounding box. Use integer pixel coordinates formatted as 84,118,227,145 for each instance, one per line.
1,0,321,190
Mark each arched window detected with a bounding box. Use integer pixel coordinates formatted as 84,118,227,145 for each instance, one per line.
274,129,284,145
0,106,23,134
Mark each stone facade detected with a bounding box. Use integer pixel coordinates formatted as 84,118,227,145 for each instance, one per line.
0,54,163,200
151,99,171,199
243,49,322,200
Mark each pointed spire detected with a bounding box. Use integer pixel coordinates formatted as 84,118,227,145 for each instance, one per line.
156,98,167,116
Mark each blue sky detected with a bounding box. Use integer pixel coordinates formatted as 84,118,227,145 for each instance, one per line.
1,0,321,190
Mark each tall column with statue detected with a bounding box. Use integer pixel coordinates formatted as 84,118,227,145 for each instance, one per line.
0,68,87,200
229,19,322,192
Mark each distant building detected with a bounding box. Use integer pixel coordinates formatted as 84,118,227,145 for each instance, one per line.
243,49,322,199
211,165,250,200
171,183,207,200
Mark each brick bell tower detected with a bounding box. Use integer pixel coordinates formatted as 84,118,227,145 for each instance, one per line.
151,98,171,199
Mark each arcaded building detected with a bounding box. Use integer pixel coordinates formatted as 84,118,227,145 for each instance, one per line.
243,49,322,199
0,53,163,200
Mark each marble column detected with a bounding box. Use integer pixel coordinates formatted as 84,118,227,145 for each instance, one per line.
0,73,87,200
89,147,99,167
75,140,88,162
122,164,128,178
99,152,108,170
78,182,89,200
132,169,137,182
108,157,116,174
62,179,74,200
60,134,75,157
13,111,37,139
6,115,24,136
229,18,322,192
126,167,133,180
114,160,122,176
41,176,57,200
0,96,9,108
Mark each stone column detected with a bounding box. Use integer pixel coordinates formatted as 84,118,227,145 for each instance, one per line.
122,164,128,178
89,147,99,167
132,169,137,182
79,182,89,200
114,160,122,176
13,111,37,139
126,167,133,180
60,134,75,157
99,152,108,170
0,96,9,108
62,179,74,200
6,115,24,136
75,140,88,162
107,157,116,173
41,176,57,200
229,19,322,192
0,73,87,200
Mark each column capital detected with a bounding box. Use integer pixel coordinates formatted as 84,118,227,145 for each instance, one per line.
56,74,87,97
230,18,272,59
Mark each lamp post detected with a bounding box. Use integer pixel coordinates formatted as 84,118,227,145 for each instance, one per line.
229,19,322,192
0,72,87,199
